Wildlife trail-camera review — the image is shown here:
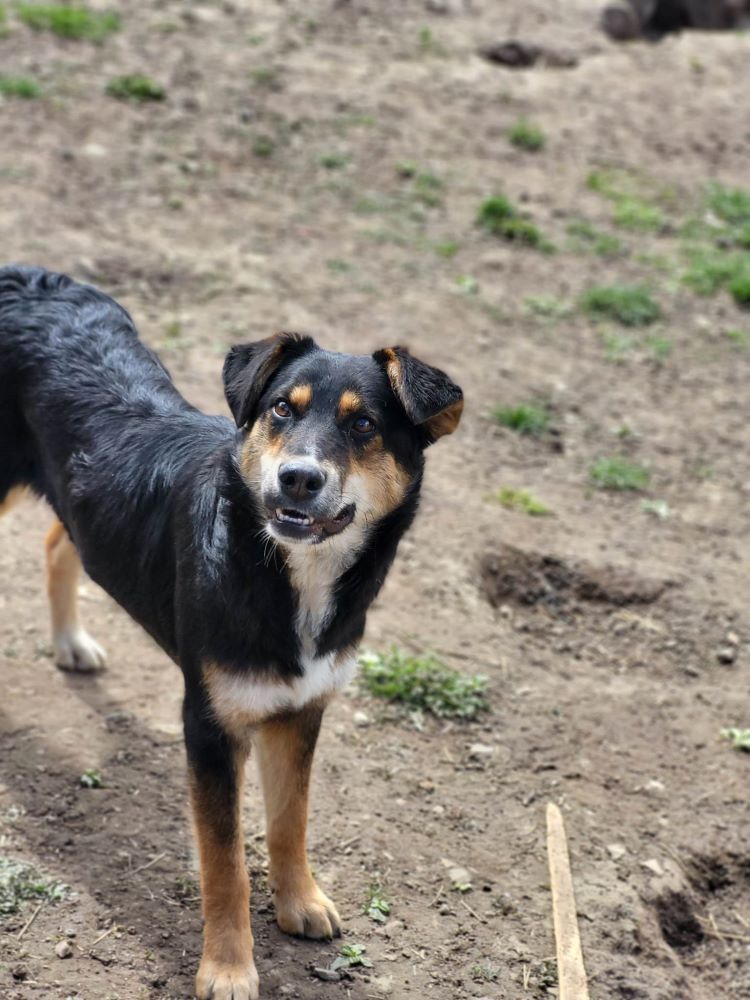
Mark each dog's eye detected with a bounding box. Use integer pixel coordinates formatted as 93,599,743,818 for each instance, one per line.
352,416,376,436
273,400,291,418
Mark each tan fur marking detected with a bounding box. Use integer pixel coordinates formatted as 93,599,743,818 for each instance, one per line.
381,347,402,392
239,415,283,486
203,662,267,743
255,705,341,938
427,397,464,440
0,486,30,516
348,442,412,520
46,520,82,638
190,757,257,995
289,384,312,411
337,389,362,419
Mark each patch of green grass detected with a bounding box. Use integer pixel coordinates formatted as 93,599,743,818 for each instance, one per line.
491,402,550,436
359,647,489,720
581,284,661,327
106,75,165,102
524,294,573,319
455,274,479,295
722,728,750,751
412,170,443,206
0,857,67,915
477,196,552,251
707,183,750,226
319,152,351,170
507,117,545,152
0,75,41,98
489,487,550,516
434,240,459,258
471,963,499,983
364,884,390,923
729,269,750,306
645,335,673,361
566,220,624,257
613,197,663,231
590,457,650,492
17,4,119,40
725,328,748,347
252,135,274,158
682,249,748,295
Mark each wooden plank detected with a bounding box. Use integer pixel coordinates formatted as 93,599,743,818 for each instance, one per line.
546,802,590,1000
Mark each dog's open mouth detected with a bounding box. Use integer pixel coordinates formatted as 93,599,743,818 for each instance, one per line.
273,503,355,540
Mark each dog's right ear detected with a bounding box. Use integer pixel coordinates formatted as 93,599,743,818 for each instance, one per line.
222,332,316,428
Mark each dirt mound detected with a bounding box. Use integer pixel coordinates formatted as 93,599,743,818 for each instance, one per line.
479,544,667,610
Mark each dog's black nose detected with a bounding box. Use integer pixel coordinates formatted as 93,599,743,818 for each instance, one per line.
278,461,327,501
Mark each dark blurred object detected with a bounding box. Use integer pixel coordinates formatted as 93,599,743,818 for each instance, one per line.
602,0,749,39
479,41,578,68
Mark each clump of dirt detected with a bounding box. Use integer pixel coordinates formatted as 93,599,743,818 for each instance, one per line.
479,544,667,610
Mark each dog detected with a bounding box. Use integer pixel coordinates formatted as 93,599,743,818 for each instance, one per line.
0,265,463,999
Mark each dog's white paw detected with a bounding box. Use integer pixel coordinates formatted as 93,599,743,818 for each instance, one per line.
54,627,107,672
195,960,260,1000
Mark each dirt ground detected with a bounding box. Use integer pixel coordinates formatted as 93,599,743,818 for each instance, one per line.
1,2,749,998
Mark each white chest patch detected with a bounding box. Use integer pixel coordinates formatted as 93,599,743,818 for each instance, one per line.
208,535,365,727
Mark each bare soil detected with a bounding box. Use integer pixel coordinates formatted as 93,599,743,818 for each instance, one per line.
1,2,749,999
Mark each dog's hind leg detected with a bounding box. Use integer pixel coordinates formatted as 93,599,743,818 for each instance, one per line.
45,519,107,672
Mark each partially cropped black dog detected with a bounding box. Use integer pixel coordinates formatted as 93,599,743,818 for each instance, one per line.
0,265,462,999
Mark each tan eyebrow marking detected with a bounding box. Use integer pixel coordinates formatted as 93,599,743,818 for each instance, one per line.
288,384,312,411
337,390,362,418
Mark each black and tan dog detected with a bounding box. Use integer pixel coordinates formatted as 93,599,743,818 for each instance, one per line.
0,265,462,999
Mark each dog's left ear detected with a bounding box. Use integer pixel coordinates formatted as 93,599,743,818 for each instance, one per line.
223,332,316,428
373,346,463,445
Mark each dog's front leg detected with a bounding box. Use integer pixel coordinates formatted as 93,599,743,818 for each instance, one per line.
255,701,341,939
184,699,258,1000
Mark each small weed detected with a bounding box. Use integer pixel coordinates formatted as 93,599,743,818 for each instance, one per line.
729,269,750,306
490,487,550,516
18,4,119,41
722,728,750,751
491,402,550,436
707,182,750,226
682,249,748,295
319,152,350,170
412,170,443,206
106,75,165,102
645,335,673,361
80,767,103,788
0,857,67,914
252,135,274,158
434,240,459,258
395,160,418,179
590,457,650,492
359,647,489,720
0,75,41,98
164,320,182,339
613,197,663,231
452,880,472,893
332,943,373,971
581,285,660,327
566,220,624,258
418,25,442,53
507,117,545,152
476,196,547,249
364,884,390,923
471,962,499,983
456,275,479,295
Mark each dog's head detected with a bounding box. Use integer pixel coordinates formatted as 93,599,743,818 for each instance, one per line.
223,333,462,547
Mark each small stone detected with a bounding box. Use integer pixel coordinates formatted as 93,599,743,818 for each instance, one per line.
353,711,370,727
717,646,737,665
644,779,665,795
312,967,341,982
607,843,627,861
726,631,740,646
55,940,74,959
447,865,471,885
371,974,394,995
642,858,664,877
468,743,495,759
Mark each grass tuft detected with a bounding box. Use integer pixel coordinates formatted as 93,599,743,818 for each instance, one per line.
707,183,750,226
0,857,67,915
581,284,660,327
359,647,489,720
477,196,551,250
590,457,650,491
106,75,165,102
490,487,550,516
507,118,545,152
567,220,624,258
613,197,663,231
729,270,750,306
0,75,41,98
18,4,119,40
491,402,550,436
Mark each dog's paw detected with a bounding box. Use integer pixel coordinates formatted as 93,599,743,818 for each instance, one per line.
274,882,341,939
54,627,107,673
195,959,259,1000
